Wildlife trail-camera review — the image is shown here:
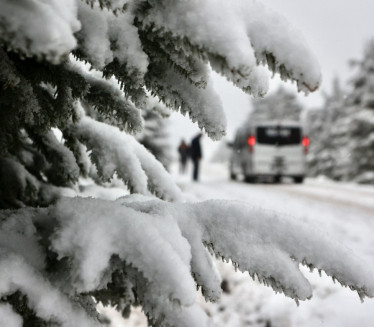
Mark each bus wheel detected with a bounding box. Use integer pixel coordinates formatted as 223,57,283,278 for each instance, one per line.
274,175,282,183
294,176,304,183
245,175,256,183
230,172,237,180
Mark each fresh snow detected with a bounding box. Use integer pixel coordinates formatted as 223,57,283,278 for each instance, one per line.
2,1,367,326
0,0,80,63
71,111,182,201
77,1,149,74
104,162,374,327
178,163,374,327
147,65,227,139
142,0,321,93
0,303,22,327
0,250,100,327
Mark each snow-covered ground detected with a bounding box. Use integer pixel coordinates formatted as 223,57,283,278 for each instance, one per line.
174,162,374,327
100,162,374,327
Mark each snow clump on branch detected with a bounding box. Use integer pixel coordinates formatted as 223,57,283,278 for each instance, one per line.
3,1,372,327
1,197,374,326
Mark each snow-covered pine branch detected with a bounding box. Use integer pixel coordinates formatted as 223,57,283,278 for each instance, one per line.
0,251,101,327
1,0,372,326
139,0,321,94
1,197,373,326
0,0,321,141
70,109,181,201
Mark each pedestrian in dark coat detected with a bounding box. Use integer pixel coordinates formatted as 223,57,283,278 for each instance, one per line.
178,139,189,174
190,133,203,181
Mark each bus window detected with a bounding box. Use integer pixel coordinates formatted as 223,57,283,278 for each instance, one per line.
256,126,301,145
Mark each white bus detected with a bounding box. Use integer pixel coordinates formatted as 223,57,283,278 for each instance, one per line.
229,121,309,183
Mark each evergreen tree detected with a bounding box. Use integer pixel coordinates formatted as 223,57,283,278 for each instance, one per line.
249,86,303,123
345,40,374,183
306,78,349,179
307,41,374,183
0,1,373,326
136,99,172,170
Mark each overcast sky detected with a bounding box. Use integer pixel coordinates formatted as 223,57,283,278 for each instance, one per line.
169,0,374,159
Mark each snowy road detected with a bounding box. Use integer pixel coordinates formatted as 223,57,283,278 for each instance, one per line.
174,163,374,327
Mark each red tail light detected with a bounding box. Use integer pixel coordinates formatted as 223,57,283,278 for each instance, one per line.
248,135,256,152
248,135,256,146
302,136,310,147
302,136,309,154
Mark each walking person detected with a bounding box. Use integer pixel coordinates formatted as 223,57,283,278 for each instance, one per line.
190,133,203,181
178,139,189,174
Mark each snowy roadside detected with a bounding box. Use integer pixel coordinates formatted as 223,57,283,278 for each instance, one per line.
78,162,374,327
174,162,374,327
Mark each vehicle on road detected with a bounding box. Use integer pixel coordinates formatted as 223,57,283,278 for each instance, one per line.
229,121,309,183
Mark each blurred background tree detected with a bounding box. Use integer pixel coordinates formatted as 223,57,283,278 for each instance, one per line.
249,86,303,123
136,101,172,170
307,40,374,183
